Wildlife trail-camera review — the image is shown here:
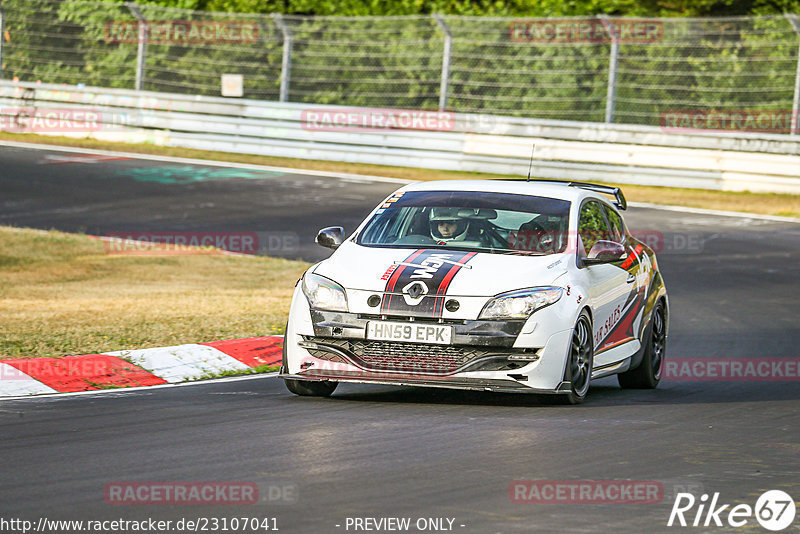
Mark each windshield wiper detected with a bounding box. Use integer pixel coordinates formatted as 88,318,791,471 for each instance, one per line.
462,246,547,256
360,243,548,256
494,249,547,256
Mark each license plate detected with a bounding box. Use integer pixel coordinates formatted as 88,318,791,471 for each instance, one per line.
366,321,453,345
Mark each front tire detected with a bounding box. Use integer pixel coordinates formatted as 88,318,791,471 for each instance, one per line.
284,378,338,397
559,311,593,405
618,301,666,389
281,327,338,397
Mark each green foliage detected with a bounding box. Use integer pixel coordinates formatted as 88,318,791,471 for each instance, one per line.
58,0,139,88
285,16,442,108
1,1,86,84
578,201,609,253
613,16,798,125
97,0,800,17
1,0,798,128
445,17,609,120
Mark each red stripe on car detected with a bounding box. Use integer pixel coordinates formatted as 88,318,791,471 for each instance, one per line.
381,249,425,313
432,251,477,317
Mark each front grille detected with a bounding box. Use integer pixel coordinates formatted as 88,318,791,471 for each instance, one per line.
357,313,466,325
302,337,537,375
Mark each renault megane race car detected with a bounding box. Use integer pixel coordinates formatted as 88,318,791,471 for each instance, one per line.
280,179,668,404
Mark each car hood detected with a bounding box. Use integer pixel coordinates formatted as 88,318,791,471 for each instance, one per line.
313,242,570,297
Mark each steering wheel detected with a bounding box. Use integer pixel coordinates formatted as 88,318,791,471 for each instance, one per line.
480,223,507,248
536,231,555,252
522,221,546,233
518,222,556,252
393,234,436,246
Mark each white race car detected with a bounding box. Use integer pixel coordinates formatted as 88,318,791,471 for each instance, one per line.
280,179,668,403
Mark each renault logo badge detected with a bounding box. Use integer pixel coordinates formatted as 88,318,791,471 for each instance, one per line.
401,281,428,305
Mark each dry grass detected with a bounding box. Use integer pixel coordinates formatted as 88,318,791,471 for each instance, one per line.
0,226,309,359
1,132,798,218
601,184,800,218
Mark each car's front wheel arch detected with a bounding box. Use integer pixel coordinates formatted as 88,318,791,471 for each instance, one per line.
557,309,594,405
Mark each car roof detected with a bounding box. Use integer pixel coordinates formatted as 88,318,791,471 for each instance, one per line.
396,179,616,207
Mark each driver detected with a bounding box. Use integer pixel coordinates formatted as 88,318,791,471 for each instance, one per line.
429,207,470,243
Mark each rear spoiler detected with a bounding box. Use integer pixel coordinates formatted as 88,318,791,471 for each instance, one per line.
509,179,627,210
566,181,627,211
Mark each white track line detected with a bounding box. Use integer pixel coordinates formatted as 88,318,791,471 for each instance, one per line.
0,372,280,402
628,201,800,224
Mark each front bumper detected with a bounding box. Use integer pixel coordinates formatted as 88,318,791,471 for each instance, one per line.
304,310,537,374
282,304,575,393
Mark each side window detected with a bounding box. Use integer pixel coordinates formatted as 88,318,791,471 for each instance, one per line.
578,201,611,255
603,205,626,243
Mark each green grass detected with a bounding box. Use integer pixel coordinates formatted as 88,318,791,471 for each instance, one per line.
0,226,309,359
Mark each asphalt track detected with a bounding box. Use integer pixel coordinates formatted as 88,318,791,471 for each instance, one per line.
0,143,403,262
1,143,800,533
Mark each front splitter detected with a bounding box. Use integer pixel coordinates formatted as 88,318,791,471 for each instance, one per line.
280,370,571,395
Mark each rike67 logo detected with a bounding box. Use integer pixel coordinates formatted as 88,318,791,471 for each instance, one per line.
668,490,796,531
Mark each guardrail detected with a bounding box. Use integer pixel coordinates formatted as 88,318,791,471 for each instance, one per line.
2,81,800,194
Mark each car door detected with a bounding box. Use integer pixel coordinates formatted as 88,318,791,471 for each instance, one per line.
576,200,632,367
603,203,652,346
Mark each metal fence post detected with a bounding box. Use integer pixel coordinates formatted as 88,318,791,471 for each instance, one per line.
273,14,292,103
0,2,5,81
126,2,146,91
433,14,452,112
786,14,800,135
599,15,619,124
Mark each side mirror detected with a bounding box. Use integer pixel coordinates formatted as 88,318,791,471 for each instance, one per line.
584,240,625,265
315,226,344,250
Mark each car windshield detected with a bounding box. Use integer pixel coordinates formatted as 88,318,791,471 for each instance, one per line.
357,190,571,255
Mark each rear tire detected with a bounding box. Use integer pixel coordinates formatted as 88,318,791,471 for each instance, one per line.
618,301,666,389
558,311,593,405
284,378,338,397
